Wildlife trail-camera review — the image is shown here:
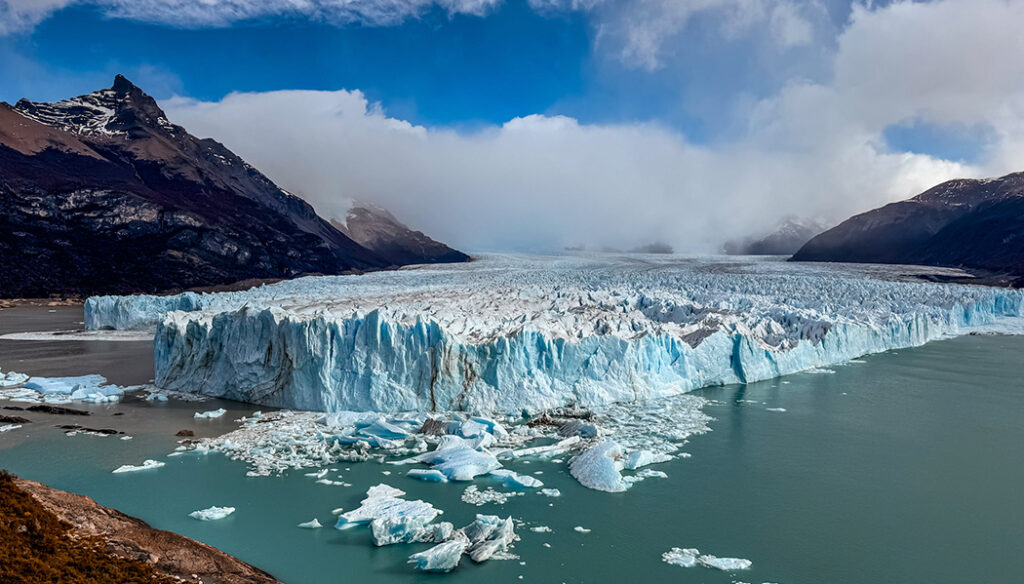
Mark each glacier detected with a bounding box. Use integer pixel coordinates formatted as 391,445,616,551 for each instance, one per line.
83,254,1024,414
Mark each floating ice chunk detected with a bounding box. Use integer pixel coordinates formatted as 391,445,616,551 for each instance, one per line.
0,370,29,387
637,469,668,479
573,526,591,533
416,436,501,481
407,469,448,482
21,374,124,403
539,488,561,497
529,526,552,533
462,515,516,563
371,516,453,546
112,459,165,473
569,440,628,492
662,548,700,568
460,419,489,438
765,407,787,412
512,436,580,458
489,469,543,489
297,518,323,529
662,548,752,571
624,449,673,470
194,408,227,419
698,555,752,571
0,424,22,432
408,532,470,573
461,485,523,506
358,419,410,440
336,484,442,530
189,506,235,521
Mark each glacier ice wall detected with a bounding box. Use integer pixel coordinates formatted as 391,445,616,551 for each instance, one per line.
102,255,1024,414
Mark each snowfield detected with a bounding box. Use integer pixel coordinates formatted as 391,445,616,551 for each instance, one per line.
84,254,1024,414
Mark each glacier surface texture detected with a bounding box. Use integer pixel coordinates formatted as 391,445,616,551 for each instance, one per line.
84,254,1024,414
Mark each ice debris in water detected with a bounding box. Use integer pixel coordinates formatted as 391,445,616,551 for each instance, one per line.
0,370,30,388
573,526,591,533
530,526,552,533
87,255,1024,413
663,548,752,572
569,440,628,492
6,374,125,404
194,408,227,419
408,532,470,573
624,449,674,470
335,484,446,547
189,506,235,521
407,469,448,482
413,435,502,481
539,488,561,497
461,485,523,506
0,424,22,432
489,469,543,489
297,519,323,529
112,459,165,473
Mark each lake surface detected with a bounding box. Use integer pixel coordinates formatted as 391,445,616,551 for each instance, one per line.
1,307,1022,584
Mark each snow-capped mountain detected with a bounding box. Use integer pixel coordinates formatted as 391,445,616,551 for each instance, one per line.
330,200,469,266
723,216,830,255
0,76,467,298
792,171,1024,279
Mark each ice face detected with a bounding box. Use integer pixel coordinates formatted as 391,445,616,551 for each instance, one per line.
569,439,628,492
85,255,1024,415
188,506,235,521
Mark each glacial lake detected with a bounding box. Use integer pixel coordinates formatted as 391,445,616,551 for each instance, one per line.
1,307,1023,583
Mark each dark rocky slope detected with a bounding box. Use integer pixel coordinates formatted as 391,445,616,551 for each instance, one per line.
0,76,467,298
330,201,469,265
792,172,1024,278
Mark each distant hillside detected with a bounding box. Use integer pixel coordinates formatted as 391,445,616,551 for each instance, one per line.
330,200,469,266
0,76,467,298
724,217,830,255
791,172,1024,279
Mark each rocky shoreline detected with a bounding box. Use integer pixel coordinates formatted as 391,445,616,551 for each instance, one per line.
4,472,280,584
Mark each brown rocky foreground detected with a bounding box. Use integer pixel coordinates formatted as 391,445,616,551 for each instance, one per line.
2,471,280,584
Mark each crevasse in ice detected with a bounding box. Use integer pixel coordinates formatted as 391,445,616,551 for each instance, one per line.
84,255,1024,414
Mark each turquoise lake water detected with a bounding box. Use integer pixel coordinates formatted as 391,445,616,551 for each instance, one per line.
1,311,1023,583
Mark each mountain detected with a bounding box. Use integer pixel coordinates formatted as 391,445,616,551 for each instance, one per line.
724,216,830,255
330,200,469,266
0,76,466,298
791,171,1024,277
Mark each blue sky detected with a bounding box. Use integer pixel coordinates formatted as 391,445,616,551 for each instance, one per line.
0,0,1019,251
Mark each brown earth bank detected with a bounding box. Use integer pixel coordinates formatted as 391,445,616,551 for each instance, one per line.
0,471,281,584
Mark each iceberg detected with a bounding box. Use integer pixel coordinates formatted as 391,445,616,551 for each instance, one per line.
462,514,516,562
662,548,700,568
408,532,471,572
189,506,235,521
23,375,123,403
0,424,22,432
407,469,448,482
112,459,165,473
83,254,1023,415
489,469,543,489
335,484,443,532
194,408,227,419
624,449,673,470
662,547,752,571
698,555,752,571
0,370,29,388
297,519,323,529
415,436,501,481
569,440,628,492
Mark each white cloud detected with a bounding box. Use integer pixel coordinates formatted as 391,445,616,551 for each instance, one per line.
159,0,1024,252
0,0,501,32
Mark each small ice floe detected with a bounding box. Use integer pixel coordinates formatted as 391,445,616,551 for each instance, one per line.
335,484,446,547
662,547,752,571
803,367,835,375
538,488,561,497
636,469,668,479
407,469,448,482
0,424,22,432
573,526,591,534
461,485,523,506
297,518,323,529
194,408,227,419
112,459,165,473
489,469,543,489
529,526,552,533
415,436,502,481
189,506,235,521
0,370,30,388
23,374,124,403
623,449,673,470
569,439,628,492
305,469,329,479
765,407,787,412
